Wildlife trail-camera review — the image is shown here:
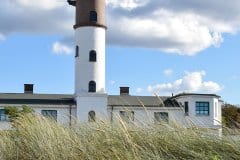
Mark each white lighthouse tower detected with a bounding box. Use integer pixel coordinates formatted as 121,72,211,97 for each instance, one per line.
68,0,108,122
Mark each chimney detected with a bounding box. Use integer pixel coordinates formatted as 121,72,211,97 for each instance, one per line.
24,84,34,94
120,87,129,96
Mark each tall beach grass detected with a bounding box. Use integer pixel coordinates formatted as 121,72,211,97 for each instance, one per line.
0,114,240,160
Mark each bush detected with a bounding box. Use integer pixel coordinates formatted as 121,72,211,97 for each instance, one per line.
222,104,240,129
4,106,34,122
0,115,240,160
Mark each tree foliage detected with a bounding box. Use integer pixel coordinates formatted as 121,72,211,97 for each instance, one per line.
4,105,34,122
222,103,240,128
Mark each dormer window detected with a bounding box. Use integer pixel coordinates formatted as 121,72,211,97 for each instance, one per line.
89,50,97,62
90,11,97,22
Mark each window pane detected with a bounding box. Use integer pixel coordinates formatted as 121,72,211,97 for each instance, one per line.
184,102,189,115
120,111,134,123
154,112,161,122
88,81,96,92
0,109,7,121
41,110,57,121
89,11,97,22
195,102,209,116
75,46,79,57
154,112,169,123
89,50,97,62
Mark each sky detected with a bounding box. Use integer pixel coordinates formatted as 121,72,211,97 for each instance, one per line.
0,0,239,105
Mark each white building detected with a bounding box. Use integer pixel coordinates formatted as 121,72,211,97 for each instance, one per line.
0,0,222,131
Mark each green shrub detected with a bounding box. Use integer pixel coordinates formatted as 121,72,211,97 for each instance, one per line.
222,104,240,129
4,105,34,122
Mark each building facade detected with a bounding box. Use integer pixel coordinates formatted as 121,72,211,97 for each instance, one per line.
0,0,222,131
0,85,222,131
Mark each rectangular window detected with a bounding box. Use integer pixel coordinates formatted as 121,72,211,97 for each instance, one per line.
0,109,8,121
184,102,189,116
195,102,209,116
41,110,57,121
154,112,169,123
119,111,134,123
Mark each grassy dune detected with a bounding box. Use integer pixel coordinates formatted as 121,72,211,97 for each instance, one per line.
0,115,240,160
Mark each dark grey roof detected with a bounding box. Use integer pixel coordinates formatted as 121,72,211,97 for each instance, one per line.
108,95,181,107
0,93,181,107
0,93,76,105
173,93,220,98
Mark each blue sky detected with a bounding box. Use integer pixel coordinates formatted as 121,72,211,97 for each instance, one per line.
0,0,239,104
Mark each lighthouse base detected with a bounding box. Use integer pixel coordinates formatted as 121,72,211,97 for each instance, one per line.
75,94,108,122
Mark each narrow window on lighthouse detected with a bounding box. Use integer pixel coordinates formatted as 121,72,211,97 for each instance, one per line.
88,81,96,92
75,45,79,57
89,11,97,22
89,50,97,62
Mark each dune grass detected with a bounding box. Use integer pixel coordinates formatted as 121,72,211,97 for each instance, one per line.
0,114,240,160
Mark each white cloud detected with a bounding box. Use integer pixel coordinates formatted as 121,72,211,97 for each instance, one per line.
0,1,73,37
16,0,64,10
107,0,240,55
202,81,223,93
136,88,144,93
147,71,222,95
163,69,173,77
213,32,224,46
1,1,240,55
52,42,72,55
108,9,230,55
107,0,148,10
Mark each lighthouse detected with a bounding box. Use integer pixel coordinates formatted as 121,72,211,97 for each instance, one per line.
68,0,108,122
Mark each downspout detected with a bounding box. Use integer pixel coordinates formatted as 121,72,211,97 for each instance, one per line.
69,105,72,127
111,105,113,122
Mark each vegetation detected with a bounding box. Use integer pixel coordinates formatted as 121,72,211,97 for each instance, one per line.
222,103,240,129
0,114,240,160
4,105,34,121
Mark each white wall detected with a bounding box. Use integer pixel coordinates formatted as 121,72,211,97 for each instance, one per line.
76,94,108,122
213,98,222,125
34,106,72,126
0,105,76,130
75,27,106,95
0,121,12,130
0,94,222,130
75,26,108,122
175,95,222,128
108,106,187,126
